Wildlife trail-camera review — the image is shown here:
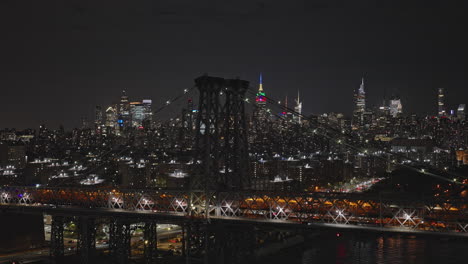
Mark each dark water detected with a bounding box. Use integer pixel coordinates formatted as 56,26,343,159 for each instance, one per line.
259,231,468,264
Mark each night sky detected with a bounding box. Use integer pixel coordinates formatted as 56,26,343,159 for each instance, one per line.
1,1,467,129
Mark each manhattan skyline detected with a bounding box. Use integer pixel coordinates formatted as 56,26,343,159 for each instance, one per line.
1,1,467,129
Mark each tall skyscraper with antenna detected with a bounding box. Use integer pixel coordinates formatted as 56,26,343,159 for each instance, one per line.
253,73,270,124
293,91,302,124
438,88,446,117
255,73,266,106
352,78,366,129
118,90,131,131
251,73,272,156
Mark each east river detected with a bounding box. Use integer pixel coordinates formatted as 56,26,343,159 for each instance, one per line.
258,230,468,264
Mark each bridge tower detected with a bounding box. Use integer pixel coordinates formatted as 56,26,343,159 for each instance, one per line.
190,75,224,215
187,75,253,264
190,76,251,210
222,78,250,190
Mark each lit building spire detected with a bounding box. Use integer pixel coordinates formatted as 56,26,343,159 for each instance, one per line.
294,90,302,124
352,77,367,130
438,88,446,117
259,73,263,92
253,73,269,128
255,73,266,105
359,77,365,94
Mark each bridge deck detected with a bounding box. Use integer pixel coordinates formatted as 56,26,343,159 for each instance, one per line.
1,186,467,236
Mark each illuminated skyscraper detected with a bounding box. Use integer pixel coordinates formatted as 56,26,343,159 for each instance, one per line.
389,96,403,117
127,99,153,128
252,73,270,149
255,73,266,106
458,104,466,121
142,99,153,128
130,101,144,127
352,78,366,129
253,73,269,122
119,90,130,128
94,105,103,134
438,88,446,117
94,105,103,126
105,105,118,129
293,91,302,124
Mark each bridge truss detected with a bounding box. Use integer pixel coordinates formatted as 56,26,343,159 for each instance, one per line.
1,186,467,235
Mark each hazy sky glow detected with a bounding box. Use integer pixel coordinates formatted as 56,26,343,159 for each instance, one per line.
1,1,467,129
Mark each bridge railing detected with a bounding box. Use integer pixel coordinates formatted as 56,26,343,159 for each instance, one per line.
1,186,467,234
210,191,468,233
0,186,189,215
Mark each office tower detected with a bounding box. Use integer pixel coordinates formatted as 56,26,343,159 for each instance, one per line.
389,96,403,117
255,73,266,106
438,88,446,117
253,73,269,124
130,101,144,128
0,142,26,169
293,91,302,124
352,78,366,129
378,98,390,115
105,105,118,129
142,99,153,128
95,105,103,126
119,90,131,128
458,104,466,121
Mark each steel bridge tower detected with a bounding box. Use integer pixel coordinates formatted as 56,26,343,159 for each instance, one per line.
190,75,224,216
190,76,251,196
222,78,250,190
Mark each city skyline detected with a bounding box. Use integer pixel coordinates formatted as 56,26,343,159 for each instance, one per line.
2,2,468,264
0,75,464,130
1,1,468,128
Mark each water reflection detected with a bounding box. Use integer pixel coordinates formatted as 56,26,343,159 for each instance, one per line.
260,231,468,264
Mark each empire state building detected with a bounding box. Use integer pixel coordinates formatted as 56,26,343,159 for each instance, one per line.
253,74,269,128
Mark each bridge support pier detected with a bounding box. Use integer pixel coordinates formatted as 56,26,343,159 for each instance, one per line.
50,215,64,263
109,218,131,264
77,216,96,264
143,221,158,264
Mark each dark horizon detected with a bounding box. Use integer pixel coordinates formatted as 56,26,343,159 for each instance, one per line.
1,1,467,129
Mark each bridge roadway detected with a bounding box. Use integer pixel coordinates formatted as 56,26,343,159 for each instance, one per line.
1,186,467,236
